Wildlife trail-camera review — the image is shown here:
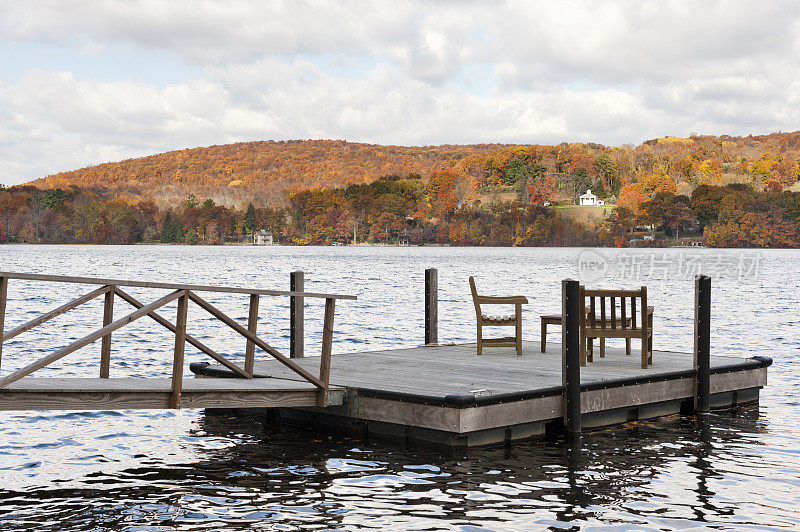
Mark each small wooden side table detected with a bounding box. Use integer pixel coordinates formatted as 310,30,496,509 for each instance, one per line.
539,314,563,353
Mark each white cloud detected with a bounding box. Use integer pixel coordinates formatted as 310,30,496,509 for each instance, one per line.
1,0,800,185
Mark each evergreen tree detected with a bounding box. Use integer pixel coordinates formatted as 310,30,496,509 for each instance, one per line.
160,210,182,243
244,202,257,234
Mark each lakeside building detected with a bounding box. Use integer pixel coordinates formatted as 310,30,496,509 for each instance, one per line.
253,230,273,245
579,189,604,206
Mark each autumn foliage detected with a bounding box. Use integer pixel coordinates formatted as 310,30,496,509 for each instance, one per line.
4,131,800,247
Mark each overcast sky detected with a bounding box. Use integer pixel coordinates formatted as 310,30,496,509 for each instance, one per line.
1,0,799,185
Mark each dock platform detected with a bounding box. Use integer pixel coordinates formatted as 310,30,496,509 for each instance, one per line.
191,341,771,447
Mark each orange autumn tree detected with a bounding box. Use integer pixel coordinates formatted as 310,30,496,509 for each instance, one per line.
617,183,649,212
526,173,557,205
639,173,677,197
426,169,459,218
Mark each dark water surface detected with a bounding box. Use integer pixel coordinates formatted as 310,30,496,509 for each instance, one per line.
0,245,798,530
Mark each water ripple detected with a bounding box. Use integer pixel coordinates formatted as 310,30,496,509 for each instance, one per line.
0,245,798,530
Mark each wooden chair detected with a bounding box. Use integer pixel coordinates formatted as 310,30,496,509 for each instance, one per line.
469,276,528,356
540,310,631,353
580,286,654,368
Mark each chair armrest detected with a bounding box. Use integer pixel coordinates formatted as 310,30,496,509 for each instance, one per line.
476,296,528,304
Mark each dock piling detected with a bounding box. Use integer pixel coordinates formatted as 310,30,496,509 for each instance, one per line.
562,278,582,436
245,293,259,375
0,276,7,371
694,274,711,414
290,271,304,358
425,268,438,345
170,291,189,409
317,297,335,406
100,287,114,378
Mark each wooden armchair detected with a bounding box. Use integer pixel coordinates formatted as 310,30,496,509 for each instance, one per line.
469,276,528,356
580,286,654,368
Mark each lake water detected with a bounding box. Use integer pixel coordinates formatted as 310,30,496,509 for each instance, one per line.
0,245,798,530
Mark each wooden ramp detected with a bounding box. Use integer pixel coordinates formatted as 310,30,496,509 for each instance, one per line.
0,377,345,411
0,271,355,412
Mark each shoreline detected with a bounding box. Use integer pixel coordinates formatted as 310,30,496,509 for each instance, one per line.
9,242,788,250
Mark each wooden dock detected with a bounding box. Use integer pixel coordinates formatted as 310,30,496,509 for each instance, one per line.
0,269,773,448
191,341,771,447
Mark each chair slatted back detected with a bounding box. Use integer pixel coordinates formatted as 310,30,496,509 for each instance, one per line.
580,286,648,332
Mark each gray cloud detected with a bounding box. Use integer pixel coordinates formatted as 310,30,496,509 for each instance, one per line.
1,1,799,184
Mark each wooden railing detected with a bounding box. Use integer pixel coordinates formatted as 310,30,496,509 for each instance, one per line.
0,272,356,408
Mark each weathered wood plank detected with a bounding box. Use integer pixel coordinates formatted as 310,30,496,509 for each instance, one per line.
2,377,331,393
317,298,335,406
0,270,356,300
0,387,345,411
241,343,759,400
100,288,114,378
245,294,259,375
710,367,767,394
355,396,460,432
0,276,6,370
460,395,564,432
170,292,188,408
290,271,304,358
425,268,438,345
581,378,695,414
0,391,172,411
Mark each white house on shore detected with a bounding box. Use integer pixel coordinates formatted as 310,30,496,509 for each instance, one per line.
579,189,604,206
253,230,273,245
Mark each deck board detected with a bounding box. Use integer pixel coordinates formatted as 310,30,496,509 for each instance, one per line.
240,341,748,398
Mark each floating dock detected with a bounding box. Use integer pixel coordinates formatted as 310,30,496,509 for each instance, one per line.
191,341,771,447
0,270,772,448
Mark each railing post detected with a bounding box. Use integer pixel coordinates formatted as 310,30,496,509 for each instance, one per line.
562,279,582,437
290,270,304,358
0,276,7,371
425,268,438,345
170,291,189,409
317,297,335,407
100,286,114,378
245,293,259,376
694,275,711,414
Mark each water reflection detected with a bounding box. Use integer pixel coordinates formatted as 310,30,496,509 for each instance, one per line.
3,406,794,531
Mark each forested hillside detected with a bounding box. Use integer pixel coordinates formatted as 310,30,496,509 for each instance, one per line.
30,140,509,207
4,132,800,247
28,133,800,209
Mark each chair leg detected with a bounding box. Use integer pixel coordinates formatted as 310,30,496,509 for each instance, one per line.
540,319,546,353
600,338,605,358
516,319,522,356
641,335,648,369
587,336,594,363
476,324,482,356
626,338,631,356
580,331,586,366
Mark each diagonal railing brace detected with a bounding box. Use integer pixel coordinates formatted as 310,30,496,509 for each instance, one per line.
113,287,250,378
187,291,325,389
0,289,185,389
